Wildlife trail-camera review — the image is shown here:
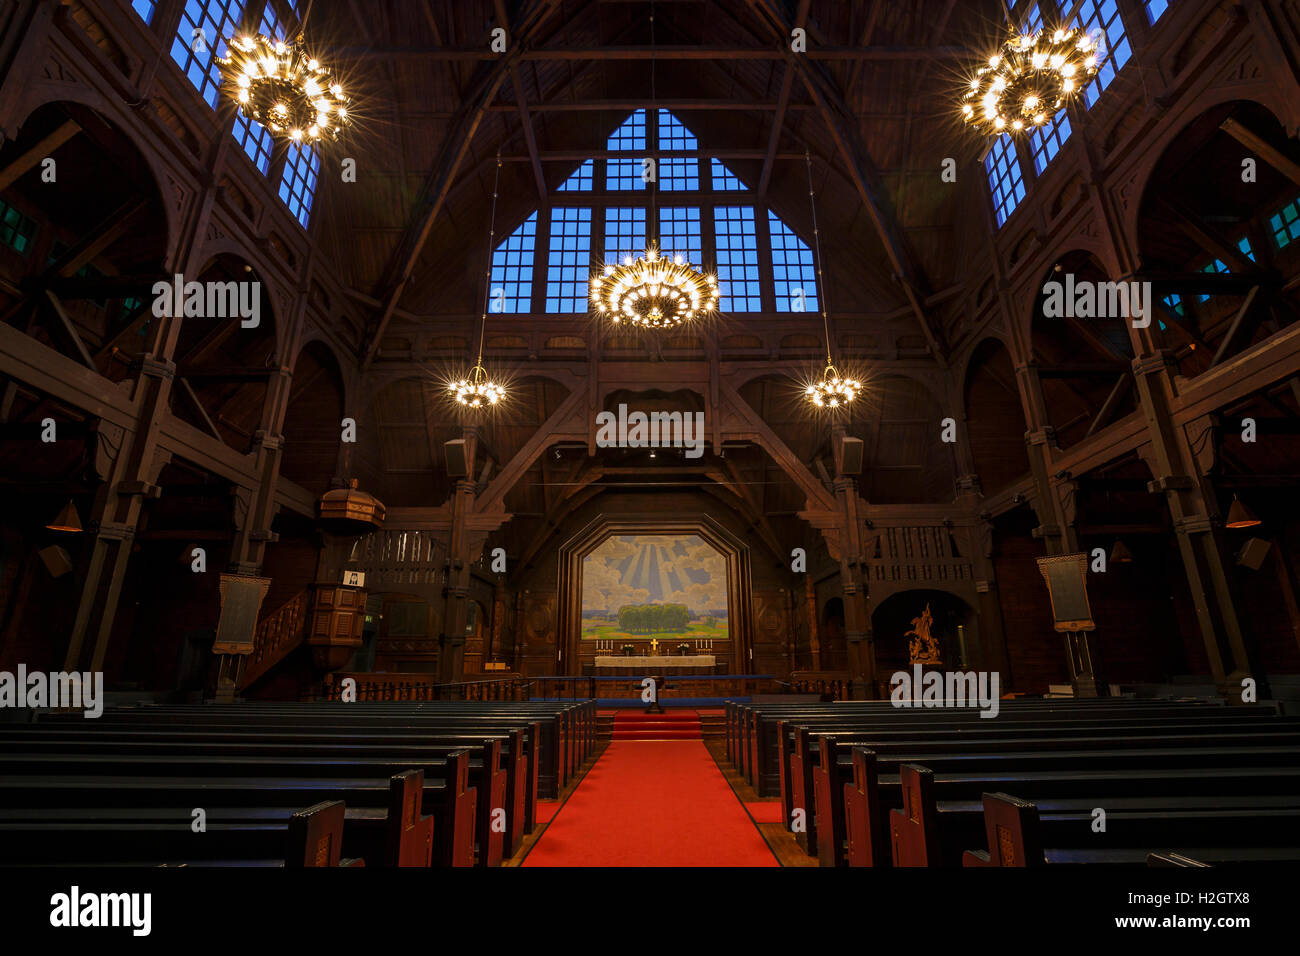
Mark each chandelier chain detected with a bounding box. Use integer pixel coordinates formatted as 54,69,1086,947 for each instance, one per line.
804,149,832,367
477,149,504,367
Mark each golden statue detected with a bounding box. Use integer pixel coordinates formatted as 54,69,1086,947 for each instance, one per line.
906,604,943,666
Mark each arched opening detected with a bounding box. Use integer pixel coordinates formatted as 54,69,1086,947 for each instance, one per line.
0,101,169,383
871,589,976,679
1030,252,1137,450
280,340,346,496
169,253,278,453
819,596,847,672
1136,101,1300,377
963,338,1029,494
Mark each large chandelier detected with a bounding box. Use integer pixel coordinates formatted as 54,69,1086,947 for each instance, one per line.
961,26,1100,136
218,33,349,143
590,245,719,330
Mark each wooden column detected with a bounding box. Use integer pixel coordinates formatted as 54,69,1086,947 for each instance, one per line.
1131,351,1257,698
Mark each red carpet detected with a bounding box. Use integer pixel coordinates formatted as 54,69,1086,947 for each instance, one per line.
612,710,701,740
522,740,778,867
744,802,785,824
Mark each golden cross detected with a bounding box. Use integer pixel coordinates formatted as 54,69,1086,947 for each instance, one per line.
650,639,659,655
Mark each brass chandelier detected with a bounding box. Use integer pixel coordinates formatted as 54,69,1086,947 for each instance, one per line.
589,0,718,332
450,152,506,410
218,1,349,144
590,247,718,330
800,151,860,411
961,26,1100,136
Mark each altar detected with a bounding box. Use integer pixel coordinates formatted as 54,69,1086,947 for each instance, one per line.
593,655,716,669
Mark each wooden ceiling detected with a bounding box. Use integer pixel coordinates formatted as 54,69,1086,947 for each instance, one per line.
306,0,1010,354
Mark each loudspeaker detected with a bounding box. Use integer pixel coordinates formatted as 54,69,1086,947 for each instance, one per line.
444,439,470,477
1236,537,1272,571
38,545,73,578
839,436,864,475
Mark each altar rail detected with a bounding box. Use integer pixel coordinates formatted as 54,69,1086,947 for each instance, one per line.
322,673,529,702
529,675,778,701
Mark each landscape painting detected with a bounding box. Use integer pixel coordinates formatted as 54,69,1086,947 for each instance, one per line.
580,535,729,642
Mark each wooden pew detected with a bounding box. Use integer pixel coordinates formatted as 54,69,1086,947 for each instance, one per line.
962,790,1300,867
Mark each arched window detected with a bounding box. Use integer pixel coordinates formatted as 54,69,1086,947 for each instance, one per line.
490,109,818,315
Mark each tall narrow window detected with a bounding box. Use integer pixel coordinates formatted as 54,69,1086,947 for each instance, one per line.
659,207,702,265
714,206,761,312
489,211,537,314
545,207,592,313
171,0,247,109
984,135,1026,227
278,141,320,228
1077,0,1133,108
769,212,818,313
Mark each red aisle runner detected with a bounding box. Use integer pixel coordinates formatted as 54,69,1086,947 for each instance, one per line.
522,740,779,867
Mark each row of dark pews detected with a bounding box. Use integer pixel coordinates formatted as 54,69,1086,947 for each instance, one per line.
0,699,596,867
725,696,1300,866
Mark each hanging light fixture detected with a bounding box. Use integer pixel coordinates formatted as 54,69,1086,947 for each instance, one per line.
800,150,860,410
961,25,1101,136
589,0,719,331
46,500,83,533
449,151,507,410
1109,539,1134,564
1225,495,1262,529
218,0,350,144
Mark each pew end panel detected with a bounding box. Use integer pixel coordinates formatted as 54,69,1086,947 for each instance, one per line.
962,793,1045,867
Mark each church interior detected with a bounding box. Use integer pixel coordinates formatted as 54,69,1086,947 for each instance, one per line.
2,0,1300,902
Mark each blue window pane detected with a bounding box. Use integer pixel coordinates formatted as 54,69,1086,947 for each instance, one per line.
984,135,1026,227
710,158,747,191
603,206,646,266
714,206,761,312
660,157,699,191
658,109,698,151
607,158,648,191
1162,293,1184,317
1269,195,1300,249
606,109,646,152
1145,0,1169,23
278,141,320,228
489,211,537,314
0,199,37,255
260,1,287,39
1077,0,1132,108
132,0,157,23
557,159,593,192
658,207,702,266
545,207,592,313
1028,109,1072,174
1197,236,1253,302
232,113,273,174
172,0,247,109
769,213,817,313
1020,1,1043,33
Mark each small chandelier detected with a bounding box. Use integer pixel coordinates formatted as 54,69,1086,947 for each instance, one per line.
218,32,349,143
590,245,719,330
961,26,1100,136
806,365,861,409
449,365,505,409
